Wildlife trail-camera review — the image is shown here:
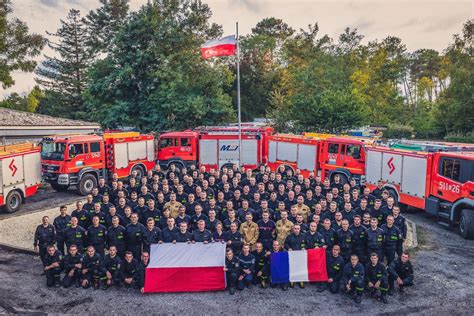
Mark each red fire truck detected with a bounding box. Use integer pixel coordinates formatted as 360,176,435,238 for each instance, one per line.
1,143,43,213
157,125,274,171
267,133,374,183
41,132,156,195
365,147,474,239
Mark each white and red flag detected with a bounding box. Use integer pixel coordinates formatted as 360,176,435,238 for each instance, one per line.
144,242,226,293
201,35,237,59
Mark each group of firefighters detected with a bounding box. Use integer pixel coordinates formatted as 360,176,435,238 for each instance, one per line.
34,164,414,302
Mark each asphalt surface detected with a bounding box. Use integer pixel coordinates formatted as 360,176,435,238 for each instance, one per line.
0,208,473,315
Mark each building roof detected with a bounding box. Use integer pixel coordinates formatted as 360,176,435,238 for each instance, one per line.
0,108,100,128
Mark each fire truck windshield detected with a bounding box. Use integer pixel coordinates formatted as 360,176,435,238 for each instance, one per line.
41,142,66,161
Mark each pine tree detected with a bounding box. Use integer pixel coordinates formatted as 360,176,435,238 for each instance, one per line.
84,0,129,55
35,9,93,120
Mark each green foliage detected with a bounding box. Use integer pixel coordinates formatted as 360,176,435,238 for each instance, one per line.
0,86,44,112
85,0,234,131
383,124,414,139
0,0,45,89
35,9,93,120
444,132,474,143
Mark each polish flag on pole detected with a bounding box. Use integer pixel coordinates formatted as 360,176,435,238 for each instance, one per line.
270,248,328,284
201,35,237,59
144,243,226,293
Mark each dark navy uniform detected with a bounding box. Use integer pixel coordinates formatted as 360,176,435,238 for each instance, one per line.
225,256,240,292
104,254,122,286
64,225,87,252
336,228,354,263
62,252,82,288
71,209,90,228
341,262,365,300
388,258,414,291
43,249,63,287
161,226,178,243
319,227,337,251
365,261,389,299
351,224,367,264
125,222,146,259
122,258,139,288
192,229,213,242
305,231,325,249
381,224,402,264
87,224,107,256
320,253,345,293
143,226,161,253
106,225,127,258
34,224,55,264
81,253,106,289
284,233,306,251
53,214,71,255
225,230,243,254
366,227,384,260
252,250,270,285
176,230,192,243
237,252,255,290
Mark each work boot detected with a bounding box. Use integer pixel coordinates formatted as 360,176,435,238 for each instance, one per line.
388,288,394,296
317,286,326,292
299,282,305,289
355,295,362,304
102,281,108,291
289,282,294,288
54,278,61,288
369,288,376,297
229,287,235,295
381,294,388,304
282,284,288,291
399,286,405,294
261,280,267,289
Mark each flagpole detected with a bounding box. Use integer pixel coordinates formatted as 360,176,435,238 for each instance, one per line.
236,22,242,169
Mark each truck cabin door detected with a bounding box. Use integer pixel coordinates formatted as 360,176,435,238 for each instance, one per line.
158,137,179,161
326,142,344,167
343,143,363,171
87,142,104,169
434,157,474,203
67,143,87,172
178,137,194,162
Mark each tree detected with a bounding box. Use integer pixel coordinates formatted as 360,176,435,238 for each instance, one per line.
0,85,44,112
84,0,129,55
36,9,93,120
0,0,45,89
85,0,234,131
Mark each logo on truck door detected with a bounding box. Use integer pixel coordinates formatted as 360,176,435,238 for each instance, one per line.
220,145,239,151
9,159,18,177
387,157,396,175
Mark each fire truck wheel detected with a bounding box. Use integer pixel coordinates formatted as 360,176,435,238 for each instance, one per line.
4,190,22,214
78,174,97,196
459,209,474,239
331,173,348,185
131,165,145,179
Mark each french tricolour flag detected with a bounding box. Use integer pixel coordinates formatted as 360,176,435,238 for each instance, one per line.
201,35,237,59
144,243,226,293
271,248,328,284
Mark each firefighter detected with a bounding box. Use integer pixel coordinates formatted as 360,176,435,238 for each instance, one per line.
388,251,414,294
257,211,276,251
275,210,294,249
107,216,127,258
350,215,367,264
176,222,192,243
295,195,310,222
224,248,240,295
381,215,402,265
392,206,407,256
336,219,354,263
64,217,87,253
192,219,213,243
53,205,71,256
252,242,270,288
240,212,259,250
318,245,344,293
305,221,326,249
43,244,63,288
319,218,337,252
366,218,384,260
62,244,82,288
125,213,146,259
365,253,389,303
340,254,365,304
237,244,256,290
81,246,106,290
161,217,178,243
122,251,140,289
87,215,107,256
104,245,122,289
34,216,56,264
225,222,243,255
143,218,161,253
137,252,150,293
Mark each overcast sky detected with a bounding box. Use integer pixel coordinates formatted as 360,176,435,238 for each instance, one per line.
4,0,472,97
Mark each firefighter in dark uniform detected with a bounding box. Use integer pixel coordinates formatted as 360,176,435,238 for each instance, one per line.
34,216,56,264
64,217,87,253
237,244,255,290
365,253,389,303
125,213,146,259
53,205,71,256
305,222,326,249
366,218,384,261
225,222,243,255
104,245,122,289
43,244,63,287
340,254,365,304
71,200,90,229
350,215,367,264
336,219,354,263
62,244,82,288
284,224,306,251
252,242,270,288
320,218,337,252
176,222,192,243
122,251,139,288
81,246,106,290
192,220,213,243
381,215,402,265
137,252,150,293
388,251,414,294
392,206,407,256
87,215,107,256
224,248,240,295
143,218,161,253
257,211,276,251
107,216,127,258
318,245,345,293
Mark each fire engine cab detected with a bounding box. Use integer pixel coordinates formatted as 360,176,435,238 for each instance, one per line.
157,125,273,171
41,132,155,195
267,133,374,183
365,147,474,239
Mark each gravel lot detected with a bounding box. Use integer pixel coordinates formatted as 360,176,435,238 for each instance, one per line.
0,207,473,315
